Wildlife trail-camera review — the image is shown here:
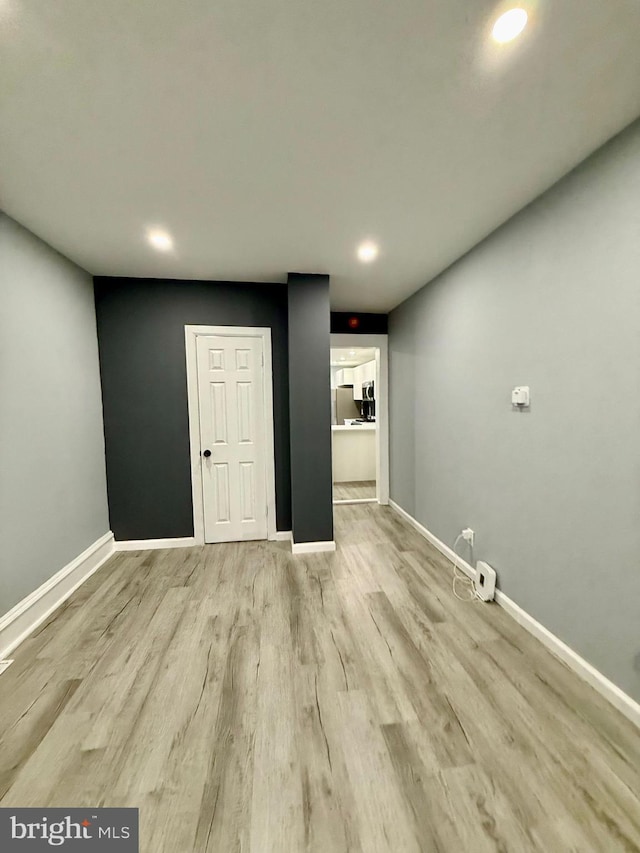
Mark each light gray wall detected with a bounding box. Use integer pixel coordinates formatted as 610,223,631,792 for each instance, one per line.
389,118,640,703
0,213,109,614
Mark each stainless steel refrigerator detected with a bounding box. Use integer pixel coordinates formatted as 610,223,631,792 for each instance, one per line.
331,387,360,425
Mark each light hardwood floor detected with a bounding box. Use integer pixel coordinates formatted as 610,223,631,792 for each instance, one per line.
333,480,376,501
1,504,639,852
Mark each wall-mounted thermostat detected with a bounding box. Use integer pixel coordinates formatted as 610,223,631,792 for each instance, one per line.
511,386,530,407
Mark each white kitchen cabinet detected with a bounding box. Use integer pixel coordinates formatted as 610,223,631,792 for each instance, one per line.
363,360,376,383
332,425,376,481
352,360,375,400
335,367,354,387
352,364,364,400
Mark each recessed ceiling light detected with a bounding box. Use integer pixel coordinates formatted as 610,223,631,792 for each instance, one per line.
492,8,528,43
147,228,173,252
357,241,379,263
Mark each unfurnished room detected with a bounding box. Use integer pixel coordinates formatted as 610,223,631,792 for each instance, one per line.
1,2,640,851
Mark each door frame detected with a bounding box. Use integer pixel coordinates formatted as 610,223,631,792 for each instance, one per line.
330,333,389,505
184,325,278,545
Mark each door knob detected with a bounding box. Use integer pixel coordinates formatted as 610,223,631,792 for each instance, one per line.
202,449,212,458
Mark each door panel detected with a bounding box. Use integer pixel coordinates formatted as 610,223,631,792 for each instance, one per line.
213,463,231,524
235,348,251,370
239,462,256,521
209,348,225,370
196,335,268,542
210,383,228,444
237,382,253,443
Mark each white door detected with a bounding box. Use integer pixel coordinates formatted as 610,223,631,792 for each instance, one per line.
196,334,268,543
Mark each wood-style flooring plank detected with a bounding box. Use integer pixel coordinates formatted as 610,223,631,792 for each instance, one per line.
1,503,639,852
333,481,376,501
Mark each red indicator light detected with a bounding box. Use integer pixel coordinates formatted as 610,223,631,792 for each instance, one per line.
348,316,360,329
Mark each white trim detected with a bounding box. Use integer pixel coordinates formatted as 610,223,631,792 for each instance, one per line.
115,537,197,551
389,500,475,579
185,325,277,545
291,540,336,554
493,590,640,728
388,500,640,730
0,532,115,660
330,333,389,506
270,530,293,542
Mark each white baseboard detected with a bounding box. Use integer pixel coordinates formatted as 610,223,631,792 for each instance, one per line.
390,500,476,581
291,540,336,555
270,530,293,542
493,590,640,729
389,500,640,730
0,532,115,660
115,537,197,551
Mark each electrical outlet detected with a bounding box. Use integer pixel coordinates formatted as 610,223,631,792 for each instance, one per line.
462,528,474,546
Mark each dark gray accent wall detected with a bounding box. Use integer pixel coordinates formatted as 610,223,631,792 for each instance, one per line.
0,214,109,615
288,274,334,544
389,118,640,703
94,277,291,540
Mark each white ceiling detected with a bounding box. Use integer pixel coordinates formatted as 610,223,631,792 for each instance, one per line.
1,1,640,311
331,347,376,368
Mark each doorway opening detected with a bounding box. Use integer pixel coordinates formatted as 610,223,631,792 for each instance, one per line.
330,333,389,507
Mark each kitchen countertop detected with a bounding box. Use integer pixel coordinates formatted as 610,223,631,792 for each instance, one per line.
331,424,376,431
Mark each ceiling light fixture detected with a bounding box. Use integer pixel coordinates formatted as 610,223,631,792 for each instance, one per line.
492,8,528,43
147,228,174,252
357,241,379,263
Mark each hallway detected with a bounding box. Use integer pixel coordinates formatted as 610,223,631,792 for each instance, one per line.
1,504,639,851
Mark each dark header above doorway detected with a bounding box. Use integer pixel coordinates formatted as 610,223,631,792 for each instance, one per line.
330,312,388,334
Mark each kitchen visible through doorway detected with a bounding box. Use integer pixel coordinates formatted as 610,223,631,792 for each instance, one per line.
331,346,378,504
